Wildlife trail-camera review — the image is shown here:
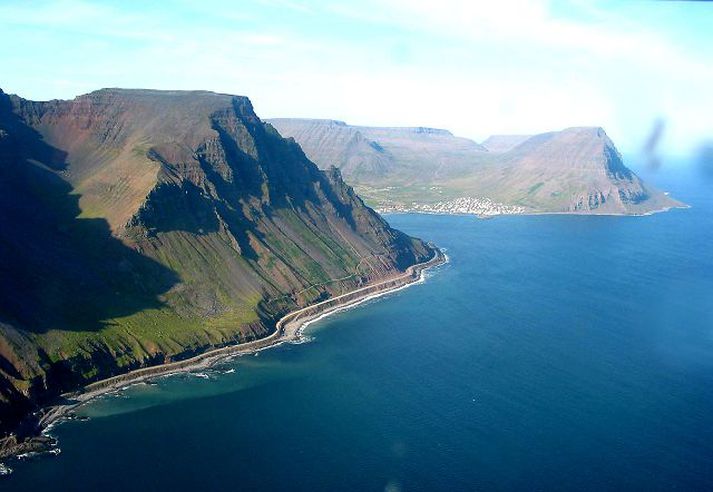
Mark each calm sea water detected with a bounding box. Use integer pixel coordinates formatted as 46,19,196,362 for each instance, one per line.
5,165,713,491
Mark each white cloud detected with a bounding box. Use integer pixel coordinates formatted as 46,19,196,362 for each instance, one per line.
0,0,710,155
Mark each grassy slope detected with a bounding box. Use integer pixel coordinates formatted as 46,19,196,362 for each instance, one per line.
0,89,432,432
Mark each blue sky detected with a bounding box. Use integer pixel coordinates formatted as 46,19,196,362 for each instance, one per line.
0,0,711,155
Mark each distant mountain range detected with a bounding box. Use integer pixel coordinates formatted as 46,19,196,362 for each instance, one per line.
0,88,432,436
268,119,683,216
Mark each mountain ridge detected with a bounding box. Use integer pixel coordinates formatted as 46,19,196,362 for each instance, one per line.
269,118,683,215
0,88,433,437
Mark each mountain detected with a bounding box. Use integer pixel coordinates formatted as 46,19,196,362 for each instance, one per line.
481,134,531,153
0,88,432,436
465,127,666,213
264,119,394,180
268,118,488,183
269,119,683,215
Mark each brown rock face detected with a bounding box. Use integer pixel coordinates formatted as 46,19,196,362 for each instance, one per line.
0,89,432,435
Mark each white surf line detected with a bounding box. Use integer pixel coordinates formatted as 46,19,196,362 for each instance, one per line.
293,257,446,338
276,249,445,338
36,249,446,432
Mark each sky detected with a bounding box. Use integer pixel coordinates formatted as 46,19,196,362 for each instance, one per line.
0,0,711,155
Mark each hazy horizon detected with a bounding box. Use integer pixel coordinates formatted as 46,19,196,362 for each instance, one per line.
1,0,711,156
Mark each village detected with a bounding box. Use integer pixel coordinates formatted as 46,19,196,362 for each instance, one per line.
377,196,527,217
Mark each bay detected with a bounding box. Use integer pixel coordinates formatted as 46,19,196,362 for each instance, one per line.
5,164,713,491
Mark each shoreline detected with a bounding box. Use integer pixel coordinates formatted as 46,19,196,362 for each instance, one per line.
18,247,446,450
380,202,689,219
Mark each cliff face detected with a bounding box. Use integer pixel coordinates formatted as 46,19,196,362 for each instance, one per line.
270,118,682,215
487,127,663,213
0,89,432,434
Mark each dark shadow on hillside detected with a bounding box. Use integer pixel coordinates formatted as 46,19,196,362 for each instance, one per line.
0,92,180,333
133,179,221,236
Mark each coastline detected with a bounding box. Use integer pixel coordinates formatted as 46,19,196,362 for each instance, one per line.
379,202,689,219
1,247,446,461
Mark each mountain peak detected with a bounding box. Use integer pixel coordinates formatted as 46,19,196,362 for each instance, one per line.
560,126,607,137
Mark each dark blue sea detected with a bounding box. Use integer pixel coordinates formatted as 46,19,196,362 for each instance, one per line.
5,163,713,491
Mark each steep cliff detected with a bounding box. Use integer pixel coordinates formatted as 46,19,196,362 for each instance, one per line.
480,127,669,213
0,88,432,435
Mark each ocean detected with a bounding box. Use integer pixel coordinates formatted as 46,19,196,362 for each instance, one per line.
5,164,713,490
